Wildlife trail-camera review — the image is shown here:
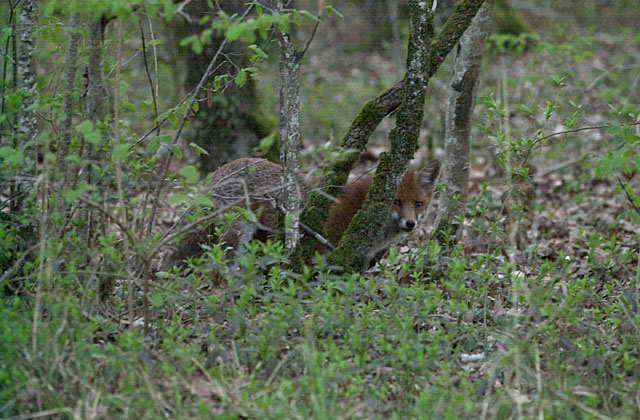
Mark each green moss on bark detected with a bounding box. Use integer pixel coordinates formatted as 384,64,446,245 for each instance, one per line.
291,0,487,270
290,81,406,265
329,0,434,271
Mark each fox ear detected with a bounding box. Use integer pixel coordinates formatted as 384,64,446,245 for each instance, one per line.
419,160,441,189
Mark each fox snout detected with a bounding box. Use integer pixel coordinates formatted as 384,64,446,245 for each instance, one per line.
391,199,424,233
399,218,416,231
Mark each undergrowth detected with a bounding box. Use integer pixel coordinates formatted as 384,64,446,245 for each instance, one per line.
2,1,640,419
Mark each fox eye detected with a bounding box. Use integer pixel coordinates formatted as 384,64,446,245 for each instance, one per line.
393,199,401,206
415,201,423,209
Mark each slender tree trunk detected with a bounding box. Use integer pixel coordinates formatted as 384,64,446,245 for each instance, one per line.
86,20,108,125
83,19,110,247
16,0,43,355
17,0,38,164
278,24,303,249
61,14,80,156
433,0,494,246
0,0,39,287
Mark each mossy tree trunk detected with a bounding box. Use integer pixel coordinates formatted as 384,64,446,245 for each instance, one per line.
173,0,272,173
327,0,434,271
433,0,494,247
292,0,487,268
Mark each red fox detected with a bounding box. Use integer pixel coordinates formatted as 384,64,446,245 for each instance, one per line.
163,158,299,268
324,161,440,265
164,157,439,269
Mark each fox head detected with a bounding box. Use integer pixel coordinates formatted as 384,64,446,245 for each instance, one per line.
390,161,440,234
323,159,441,266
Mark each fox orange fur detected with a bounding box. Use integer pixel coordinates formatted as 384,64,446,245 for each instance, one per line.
324,162,440,264
164,157,439,269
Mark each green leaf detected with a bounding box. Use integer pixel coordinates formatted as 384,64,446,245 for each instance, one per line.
194,195,215,207
188,142,209,156
179,34,202,54
226,24,245,41
62,183,94,203
112,143,130,161
167,193,192,205
326,6,344,18
179,165,200,184
76,120,94,134
292,10,302,25
235,69,248,87
0,147,24,166
258,134,275,151
298,10,319,22
76,120,101,145
213,74,228,90
248,44,268,60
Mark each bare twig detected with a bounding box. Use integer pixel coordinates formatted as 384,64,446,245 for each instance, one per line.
616,175,640,216
144,4,255,237
299,18,320,59
531,121,640,148
78,197,137,248
299,221,334,250
139,21,160,137
534,152,590,179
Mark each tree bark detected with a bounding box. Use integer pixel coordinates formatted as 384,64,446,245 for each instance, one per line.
328,0,434,271
61,14,80,157
278,22,303,249
17,0,38,161
86,20,108,124
433,0,493,246
292,0,487,265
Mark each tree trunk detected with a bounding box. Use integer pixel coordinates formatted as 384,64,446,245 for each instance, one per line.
433,0,493,246
277,14,303,249
61,14,80,156
328,0,435,271
292,0,487,266
17,0,38,153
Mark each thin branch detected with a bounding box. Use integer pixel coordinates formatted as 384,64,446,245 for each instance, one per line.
531,121,640,147
616,175,640,216
139,21,160,136
144,4,255,237
299,18,320,59
299,221,334,250
78,197,137,248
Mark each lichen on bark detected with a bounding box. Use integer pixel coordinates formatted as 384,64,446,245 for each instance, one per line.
17,0,39,150
328,0,434,271
433,0,493,247
291,0,487,268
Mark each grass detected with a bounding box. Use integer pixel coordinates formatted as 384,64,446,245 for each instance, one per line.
2,227,639,418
